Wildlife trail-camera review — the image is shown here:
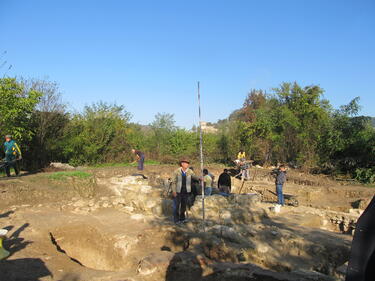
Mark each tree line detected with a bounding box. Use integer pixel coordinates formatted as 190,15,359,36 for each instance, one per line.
0,77,374,183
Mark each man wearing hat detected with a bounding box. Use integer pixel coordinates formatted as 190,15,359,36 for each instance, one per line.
171,158,198,224
3,135,22,177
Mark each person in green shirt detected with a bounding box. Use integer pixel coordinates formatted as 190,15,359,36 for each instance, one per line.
3,135,21,177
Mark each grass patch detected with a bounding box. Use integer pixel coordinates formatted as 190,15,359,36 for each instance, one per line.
47,171,93,181
91,160,160,168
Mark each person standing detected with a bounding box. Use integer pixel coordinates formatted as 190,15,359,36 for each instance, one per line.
218,169,231,195
237,150,246,161
203,169,213,196
240,161,251,181
131,149,145,171
346,195,375,281
274,165,287,206
171,158,197,224
3,135,22,177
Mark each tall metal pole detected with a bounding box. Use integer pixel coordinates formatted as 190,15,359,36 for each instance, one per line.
197,81,205,232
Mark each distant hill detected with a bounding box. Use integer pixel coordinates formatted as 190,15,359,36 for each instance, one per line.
372,117,375,127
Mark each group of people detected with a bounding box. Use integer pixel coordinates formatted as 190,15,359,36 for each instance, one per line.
235,149,251,180
168,151,287,224
130,147,288,224
131,150,375,280
170,158,234,224
236,150,287,207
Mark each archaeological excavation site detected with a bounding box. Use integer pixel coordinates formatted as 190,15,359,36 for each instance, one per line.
0,165,372,281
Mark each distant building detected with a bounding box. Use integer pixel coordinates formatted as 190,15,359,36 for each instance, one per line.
200,121,218,133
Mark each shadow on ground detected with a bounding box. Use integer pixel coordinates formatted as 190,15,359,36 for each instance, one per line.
0,258,53,281
3,222,33,258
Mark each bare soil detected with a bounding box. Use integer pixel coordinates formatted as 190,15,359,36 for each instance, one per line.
0,165,373,281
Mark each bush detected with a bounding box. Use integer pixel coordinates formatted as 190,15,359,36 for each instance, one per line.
354,168,375,184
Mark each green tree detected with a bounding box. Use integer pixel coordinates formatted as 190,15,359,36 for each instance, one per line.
149,113,176,158
61,102,132,165
0,78,41,141
273,83,331,168
169,129,197,158
326,97,375,175
21,78,68,168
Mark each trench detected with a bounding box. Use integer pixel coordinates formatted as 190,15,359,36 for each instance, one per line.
49,224,132,272
49,232,83,267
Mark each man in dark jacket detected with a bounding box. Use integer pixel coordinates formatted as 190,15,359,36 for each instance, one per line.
346,195,375,281
274,165,287,206
171,158,198,224
218,169,231,194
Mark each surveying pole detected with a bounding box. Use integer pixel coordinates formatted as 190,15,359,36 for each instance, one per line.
197,81,205,232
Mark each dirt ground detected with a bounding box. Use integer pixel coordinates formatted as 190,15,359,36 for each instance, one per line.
0,164,373,281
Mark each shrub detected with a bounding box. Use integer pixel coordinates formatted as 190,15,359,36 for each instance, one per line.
354,168,375,184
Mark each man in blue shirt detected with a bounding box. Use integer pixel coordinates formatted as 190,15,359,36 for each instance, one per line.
131,149,145,171
274,165,287,206
3,135,22,177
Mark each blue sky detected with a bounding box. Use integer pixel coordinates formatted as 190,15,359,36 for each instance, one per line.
1,0,374,128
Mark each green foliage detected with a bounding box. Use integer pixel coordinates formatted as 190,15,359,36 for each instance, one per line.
231,83,375,181
354,168,375,184
1,77,374,183
169,129,197,157
0,78,42,141
148,113,177,159
60,102,132,166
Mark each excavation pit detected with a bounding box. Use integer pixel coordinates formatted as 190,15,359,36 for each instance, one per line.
50,224,132,272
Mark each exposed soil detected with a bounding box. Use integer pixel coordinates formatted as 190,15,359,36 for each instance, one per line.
0,165,373,281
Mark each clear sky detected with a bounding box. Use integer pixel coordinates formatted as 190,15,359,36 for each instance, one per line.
1,0,374,128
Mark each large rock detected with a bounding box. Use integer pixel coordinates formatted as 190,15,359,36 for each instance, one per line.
165,251,205,280
137,251,174,275
190,193,267,225
99,176,165,215
49,162,75,170
209,225,255,248
352,198,370,210
229,193,261,208
190,195,230,222
201,195,230,209
206,263,335,281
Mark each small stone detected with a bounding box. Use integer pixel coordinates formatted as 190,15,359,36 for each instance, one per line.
131,214,145,221
336,262,348,276
123,206,135,213
73,200,86,208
